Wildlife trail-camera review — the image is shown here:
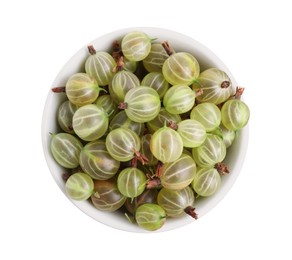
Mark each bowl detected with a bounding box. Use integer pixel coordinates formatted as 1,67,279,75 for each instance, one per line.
42,27,249,232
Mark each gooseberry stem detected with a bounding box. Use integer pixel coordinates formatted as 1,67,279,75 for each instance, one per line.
234,86,245,99
167,121,178,130
221,81,230,88
133,149,149,165
118,102,128,109
162,41,175,56
184,206,198,219
195,89,204,97
87,45,96,55
215,162,230,176
112,40,125,72
52,86,66,93
146,177,161,189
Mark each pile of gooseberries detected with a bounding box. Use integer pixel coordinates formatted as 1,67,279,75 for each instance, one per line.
50,31,250,231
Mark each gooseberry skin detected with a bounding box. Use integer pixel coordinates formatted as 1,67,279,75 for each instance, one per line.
191,167,221,197
140,134,159,166
124,58,138,73
190,103,221,132
141,72,169,99
150,126,183,163
109,110,145,137
135,203,166,231
85,50,116,86
124,189,158,215
65,73,102,106
91,179,126,212
160,154,197,190
72,104,109,141
117,167,146,199
50,133,83,169
105,128,141,162
163,84,196,115
192,134,226,168
221,99,250,131
192,68,233,104
177,119,207,148
79,140,120,180
109,70,140,104
65,172,94,201
121,31,152,62
212,124,236,148
142,43,169,73
147,108,181,134
57,100,78,134
95,94,118,120
123,86,161,123
162,52,200,85
157,186,195,217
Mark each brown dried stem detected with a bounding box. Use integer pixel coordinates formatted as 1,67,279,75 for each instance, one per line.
118,102,128,109
112,40,125,72
167,121,178,131
51,86,66,93
87,45,96,55
133,149,149,165
184,206,199,219
234,86,245,99
221,81,230,88
215,162,230,176
162,41,175,56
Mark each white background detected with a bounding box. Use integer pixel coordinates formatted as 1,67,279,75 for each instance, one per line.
1,0,291,259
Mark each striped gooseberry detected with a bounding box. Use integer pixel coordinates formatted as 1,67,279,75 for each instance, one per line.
91,178,126,212
176,119,207,148
105,128,141,162
72,104,109,141
159,154,197,190
108,70,140,104
65,73,104,106
119,86,161,123
221,99,250,131
141,72,169,99
95,94,118,120
121,31,152,62
65,172,94,201
50,133,83,169
124,189,158,215
85,45,116,86
163,84,196,114
146,108,181,134
117,167,147,199
192,68,233,104
162,43,200,85
57,100,77,134
150,125,183,163
192,134,226,168
191,167,221,197
135,203,166,231
79,140,120,180
157,186,198,219
143,43,169,73
109,110,145,137
190,102,221,132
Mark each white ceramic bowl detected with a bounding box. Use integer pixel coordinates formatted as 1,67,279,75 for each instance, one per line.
42,27,249,232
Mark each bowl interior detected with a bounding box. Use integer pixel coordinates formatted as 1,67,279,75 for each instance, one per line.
42,27,248,232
